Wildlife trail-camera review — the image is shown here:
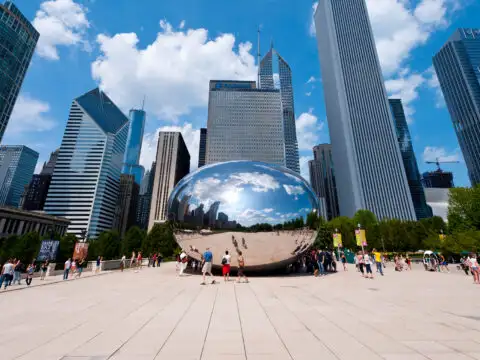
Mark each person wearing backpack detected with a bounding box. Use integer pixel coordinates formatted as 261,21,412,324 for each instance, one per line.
236,251,248,283
221,250,231,283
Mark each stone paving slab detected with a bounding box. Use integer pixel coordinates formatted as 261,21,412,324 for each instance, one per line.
0,263,479,360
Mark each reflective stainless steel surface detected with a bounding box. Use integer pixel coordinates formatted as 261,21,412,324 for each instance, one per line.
168,161,319,270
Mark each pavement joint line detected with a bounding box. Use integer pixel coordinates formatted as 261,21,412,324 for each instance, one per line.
247,282,294,360
264,283,341,360
199,285,219,360
153,286,204,359
106,286,187,359
233,282,248,360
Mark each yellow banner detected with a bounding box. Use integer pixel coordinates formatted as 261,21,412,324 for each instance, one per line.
439,234,446,242
355,229,367,246
333,233,342,247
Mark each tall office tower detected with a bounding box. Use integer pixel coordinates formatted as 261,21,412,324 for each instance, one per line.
433,28,480,186
0,145,38,207
112,174,139,238
136,162,155,230
422,171,454,189
206,80,285,167
389,99,432,220
148,132,190,230
44,88,129,238
198,128,207,168
308,144,340,220
314,0,416,220
19,149,59,211
0,1,39,141
122,109,146,184
259,45,300,173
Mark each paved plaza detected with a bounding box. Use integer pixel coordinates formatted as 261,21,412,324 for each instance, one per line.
1,263,480,360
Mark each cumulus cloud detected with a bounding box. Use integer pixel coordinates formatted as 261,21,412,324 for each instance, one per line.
33,0,90,60
296,108,325,151
423,146,462,163
425,66,446,108
91,21,257,121
5,94,56,134
299,156,312,183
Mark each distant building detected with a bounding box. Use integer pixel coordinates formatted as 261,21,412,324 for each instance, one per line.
198,128,207,168
148,132,190,229
0,1,39,141
113,174,139,238
122,109,146,184
389,99,432,220
206,80,285,167
422,171,454,189
136,163,155,230
0,206,69,238
308,144,339,220
20,150,59,211
314,0,415,220
424,188,449,222
0,145,38,207
259,45,300,173
44,88,129,238
433,28,480,186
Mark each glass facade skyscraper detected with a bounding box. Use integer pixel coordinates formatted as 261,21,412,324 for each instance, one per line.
389,99,431,220
0,1,39,141
44,88,129,238
314,0,415,220
122,109,145,184
0,145,38,207
433,28,480,186
259,46,300,173
198,128,207,168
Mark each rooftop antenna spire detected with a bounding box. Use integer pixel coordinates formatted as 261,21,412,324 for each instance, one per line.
270,37,274,50
141,95,146,111
257,26,261,88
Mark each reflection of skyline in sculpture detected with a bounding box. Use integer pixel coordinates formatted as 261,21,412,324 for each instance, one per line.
168,161,319,270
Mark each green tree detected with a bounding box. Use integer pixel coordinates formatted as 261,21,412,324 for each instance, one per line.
329,216,355,250
448,186,480,232
0,235,18,263
121,226,145,255
14,232,41,263
58,233,77,263
143,223,178,257
94,230,121,260
306,211,320,230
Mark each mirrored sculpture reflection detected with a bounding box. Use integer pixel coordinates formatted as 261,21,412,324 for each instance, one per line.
168,161,319,270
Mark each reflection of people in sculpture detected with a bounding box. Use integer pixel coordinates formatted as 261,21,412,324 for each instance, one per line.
242,237,247,249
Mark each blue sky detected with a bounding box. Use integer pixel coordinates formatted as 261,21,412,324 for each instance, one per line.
3,0,479,187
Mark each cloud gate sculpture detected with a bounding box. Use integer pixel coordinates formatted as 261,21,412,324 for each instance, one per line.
168,161,319,270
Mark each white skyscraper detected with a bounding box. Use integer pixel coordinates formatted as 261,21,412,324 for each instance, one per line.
148,132,190,230
206,80,285,167
314,0,415,220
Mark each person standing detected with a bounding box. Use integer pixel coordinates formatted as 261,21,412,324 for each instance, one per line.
76,258,85,278
130,251,136,268
64,258,72,280
316,250,326,276
26,262,35,286
364,251,374,279
467,253,479,284
179,251,188,276
152,253,157,268
221,250,231,283
358,252,365,277
120,255,126,272
201,247,215,285
237,251,248,283
40,261,48,280
95,256,101,274
137,252,142,270
13,259,23,285
341,253,348,271
1,260,14,290
372,248,384,276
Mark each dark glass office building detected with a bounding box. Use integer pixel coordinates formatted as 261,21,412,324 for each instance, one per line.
433,28,480,186
0,1,39,141
198,128,207,168
389,99,431,220
422,171,454,189
122,109,146,184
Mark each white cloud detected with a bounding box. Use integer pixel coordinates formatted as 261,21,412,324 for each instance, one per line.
140,123,200,172
91,21,257,121
306,76,317,84
263,208,274,213
283,184,305,197
385,70,425,122
425,66,446,108
305,92,312,97
300,156,312,183
33,0,90,60
179,20,186,29
423,146,461,163
309,2,319,37
414,0,448,25
5,94,56,134
296,108,324,150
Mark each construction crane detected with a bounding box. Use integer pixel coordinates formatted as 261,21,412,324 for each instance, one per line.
425,157,459,171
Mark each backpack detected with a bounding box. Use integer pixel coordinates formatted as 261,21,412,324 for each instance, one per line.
221,257,227,265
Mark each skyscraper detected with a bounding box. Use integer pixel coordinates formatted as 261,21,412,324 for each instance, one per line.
422,171,454,189
44,88,129,238
112,174,139,238
0,1,39,141
389,99,432,220
206,80,285,167
433,28,480,186
136,163,155,230
198,128,207,168
122,109,146,184
148,132,190,229
19,149,59,211
0,145,38,207
308,144,339,220
314,0,415,220
259,45,300,173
